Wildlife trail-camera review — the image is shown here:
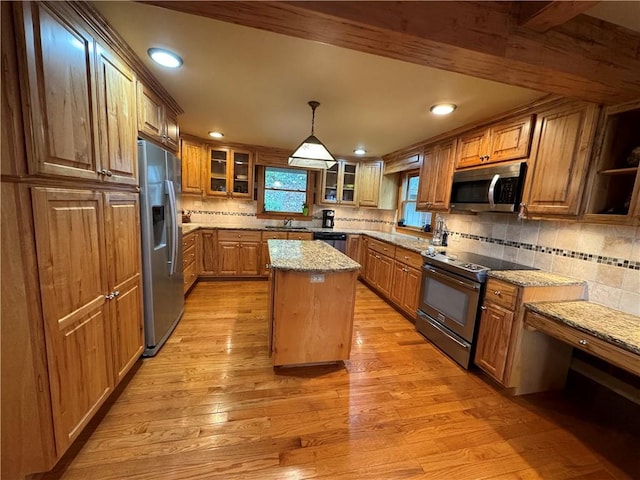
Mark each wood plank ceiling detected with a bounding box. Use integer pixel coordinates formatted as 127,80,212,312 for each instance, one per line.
139,1,640,105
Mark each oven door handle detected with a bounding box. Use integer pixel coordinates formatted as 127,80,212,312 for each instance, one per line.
418,312,470,350
423,266,481,291
488,173,500,210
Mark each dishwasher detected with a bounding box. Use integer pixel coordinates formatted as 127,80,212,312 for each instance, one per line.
313,231,347,253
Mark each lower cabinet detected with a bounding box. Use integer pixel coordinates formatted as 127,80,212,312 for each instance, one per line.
261,231,288,276
30,187,143,455
217,230,261,276
390,262,421,318
474,277,586,394
200,229,217,275
182,231,198,292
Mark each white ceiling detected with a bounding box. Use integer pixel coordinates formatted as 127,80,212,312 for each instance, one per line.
93,1,638,158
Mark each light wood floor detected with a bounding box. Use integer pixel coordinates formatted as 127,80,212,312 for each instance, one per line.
43,281,639,480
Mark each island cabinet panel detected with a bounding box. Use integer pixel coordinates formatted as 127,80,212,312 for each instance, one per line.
521,101,598,217
16,2,100,181
272,270,357,366
31,188,113,454
104,192,143,385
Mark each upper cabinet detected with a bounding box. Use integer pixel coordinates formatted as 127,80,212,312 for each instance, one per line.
520,101,599,217
417,139,456,211
206,147,254,199
456,115,534,169
16,2,100,181
321,160,358,206
180,139,205,195
582,100,640,224
384,149,422,174
137,83,179,153
356,161,383,207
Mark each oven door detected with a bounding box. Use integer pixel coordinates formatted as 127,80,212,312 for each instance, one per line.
418,265,482,342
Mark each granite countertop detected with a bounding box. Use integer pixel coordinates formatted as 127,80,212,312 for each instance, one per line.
268,240,361,272
525,301,640,356
181,223,432,253
489,270,587,287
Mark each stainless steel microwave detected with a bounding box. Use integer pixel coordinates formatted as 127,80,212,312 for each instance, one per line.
449,162,526,213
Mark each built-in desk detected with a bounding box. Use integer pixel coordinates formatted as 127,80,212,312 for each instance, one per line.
267,240,360,367
524,301,640,377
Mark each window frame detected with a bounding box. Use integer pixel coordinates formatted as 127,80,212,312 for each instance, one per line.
395,169,434,236
256,165,315,220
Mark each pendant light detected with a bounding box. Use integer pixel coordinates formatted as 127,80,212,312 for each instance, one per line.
289,101,337,169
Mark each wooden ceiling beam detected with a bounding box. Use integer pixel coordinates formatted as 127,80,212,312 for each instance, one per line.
139,1,640,105
518,1,598,33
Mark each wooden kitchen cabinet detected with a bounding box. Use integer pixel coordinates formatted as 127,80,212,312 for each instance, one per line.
346,234,361,263
390,247,423,320
104,192,144,385
384,148,422,174
474,302,514,383
181,139,205,195
356,160,383,207
321,160,358,206
365,238,396,298
582,100,640,224
206,147,254,198
474,277,586,395
217,230,261,276
183,231,198,293
137,82,179,153
520,101,599,217
416,139,456,211
200,230,218,276
456,114,534,169
31,188,113,454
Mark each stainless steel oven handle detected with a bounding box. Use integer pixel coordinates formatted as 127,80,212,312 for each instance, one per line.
419,312,469,350
423,266,480,291
488,173,500,210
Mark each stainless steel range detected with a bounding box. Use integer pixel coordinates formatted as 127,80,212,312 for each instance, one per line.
416,250,535,369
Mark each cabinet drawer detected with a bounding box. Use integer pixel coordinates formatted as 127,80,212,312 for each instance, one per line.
183,245,196,269
394,247,423,269
182,232,196,250
485,278,518,310
218,230,261,242
368,238,396,257
287,232,313,240
183,259,197,292
261,231,288,240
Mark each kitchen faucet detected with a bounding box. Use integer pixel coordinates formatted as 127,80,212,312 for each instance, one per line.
283,218,292,227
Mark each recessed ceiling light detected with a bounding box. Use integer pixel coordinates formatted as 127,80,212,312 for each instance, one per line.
147,48,183,68
430,104,457,115
353,148,367,155
208,131,224,139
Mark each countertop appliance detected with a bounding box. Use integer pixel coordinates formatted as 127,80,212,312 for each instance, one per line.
450,162,526,213
416,250,535,368
322,209,335,229
138,140,185,356
313,231,347,253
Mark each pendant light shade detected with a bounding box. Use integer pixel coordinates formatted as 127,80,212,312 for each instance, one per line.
289,101,337,169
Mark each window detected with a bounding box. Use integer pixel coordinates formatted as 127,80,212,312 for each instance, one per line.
399,171,432,230
259,166,312,216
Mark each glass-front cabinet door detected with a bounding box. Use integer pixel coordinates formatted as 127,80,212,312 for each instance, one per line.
321,161,358,205
206,148,253,198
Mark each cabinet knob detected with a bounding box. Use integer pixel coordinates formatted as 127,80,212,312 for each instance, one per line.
105,170,113,177
579,339,588,346
105,293,115,300
113,290,120,297
480,306,487,310
494,290,502,296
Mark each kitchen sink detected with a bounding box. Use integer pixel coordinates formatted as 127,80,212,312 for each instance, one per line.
264,225,309,230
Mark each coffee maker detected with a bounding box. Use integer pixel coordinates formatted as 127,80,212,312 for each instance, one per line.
322,209,335,229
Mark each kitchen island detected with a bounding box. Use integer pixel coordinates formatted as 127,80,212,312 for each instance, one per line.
267,240,360,366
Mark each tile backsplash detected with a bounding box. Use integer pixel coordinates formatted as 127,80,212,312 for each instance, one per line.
443,213,640,316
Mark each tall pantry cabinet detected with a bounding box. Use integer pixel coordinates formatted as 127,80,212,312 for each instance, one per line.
1,3,180,478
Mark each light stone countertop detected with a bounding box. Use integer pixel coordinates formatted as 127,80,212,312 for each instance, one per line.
525,301,640,356
268,240,361,272
489,270,587,287
181,223,432,253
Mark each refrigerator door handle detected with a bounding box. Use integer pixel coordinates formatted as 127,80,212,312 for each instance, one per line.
165,179,178,276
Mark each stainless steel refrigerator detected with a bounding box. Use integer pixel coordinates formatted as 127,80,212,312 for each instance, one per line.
138,139,185,356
